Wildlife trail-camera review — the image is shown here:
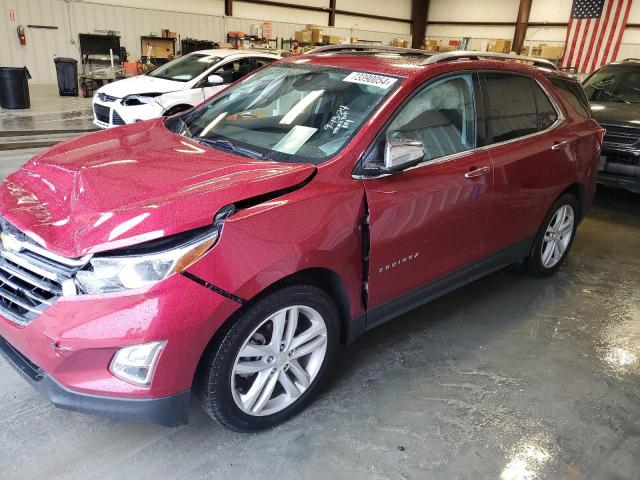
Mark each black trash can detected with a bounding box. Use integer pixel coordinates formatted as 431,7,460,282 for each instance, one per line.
54,57,78,97
0,67,31,109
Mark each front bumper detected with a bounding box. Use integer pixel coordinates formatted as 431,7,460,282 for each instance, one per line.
0,335,190,426
597,146,640,193
92,97,164,129
0,271,241,424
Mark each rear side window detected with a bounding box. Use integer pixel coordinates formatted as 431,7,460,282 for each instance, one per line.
534,84,559,130
482,73,539,144
549,77,591,118
254,58,276,68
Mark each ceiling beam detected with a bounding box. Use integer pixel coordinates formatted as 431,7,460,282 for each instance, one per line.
233,1,410,25
328,0,336,26
512,0,532,54
234,0,327,13
411,0,429,49
333,10,412,23
426,20,516,26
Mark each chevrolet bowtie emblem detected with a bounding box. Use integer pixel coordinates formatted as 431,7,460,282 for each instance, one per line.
0,232,23,253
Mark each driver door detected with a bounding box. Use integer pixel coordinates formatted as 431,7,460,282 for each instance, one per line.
201,58,256,99
362,73,493,310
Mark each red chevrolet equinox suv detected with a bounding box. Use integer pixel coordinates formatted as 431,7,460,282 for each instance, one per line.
0,48,602,431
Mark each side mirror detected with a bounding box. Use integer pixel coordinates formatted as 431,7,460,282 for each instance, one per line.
382,138,424,173
207,74,225,86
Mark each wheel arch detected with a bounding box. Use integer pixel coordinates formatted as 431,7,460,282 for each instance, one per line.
560,182,585,221
163,103,194,116
192,267,354,388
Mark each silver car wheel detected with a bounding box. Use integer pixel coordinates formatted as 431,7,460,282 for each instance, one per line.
231,305,328,417
541,204,574,268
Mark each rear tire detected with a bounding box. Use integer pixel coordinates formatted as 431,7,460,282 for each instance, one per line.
523,193,579,277
198,285,339,432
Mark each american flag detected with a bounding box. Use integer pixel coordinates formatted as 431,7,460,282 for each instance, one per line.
560,0,634,73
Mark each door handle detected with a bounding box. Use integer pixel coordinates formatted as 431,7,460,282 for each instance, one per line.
464,166,491,179
551,140,569,151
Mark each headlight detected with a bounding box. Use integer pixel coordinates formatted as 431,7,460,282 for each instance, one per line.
121,93,162,106
110,341,165,387
75,229,218,294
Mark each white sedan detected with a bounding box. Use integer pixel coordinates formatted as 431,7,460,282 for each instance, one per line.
92,49,281,128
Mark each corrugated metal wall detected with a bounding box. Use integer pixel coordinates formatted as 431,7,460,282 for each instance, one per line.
0,0,411,84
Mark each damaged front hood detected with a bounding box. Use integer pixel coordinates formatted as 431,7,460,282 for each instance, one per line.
97,75,185,98
0,120,316,258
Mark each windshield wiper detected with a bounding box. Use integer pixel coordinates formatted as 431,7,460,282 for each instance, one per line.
591,85,631,104
195,137,263,160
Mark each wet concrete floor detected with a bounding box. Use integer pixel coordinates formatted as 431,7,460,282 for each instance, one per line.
0,85,94,133
0,147,639,479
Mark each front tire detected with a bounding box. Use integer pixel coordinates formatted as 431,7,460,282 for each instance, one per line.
524,193,579,277
198,285,339,432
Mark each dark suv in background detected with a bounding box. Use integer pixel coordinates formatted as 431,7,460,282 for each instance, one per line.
583,59,640,193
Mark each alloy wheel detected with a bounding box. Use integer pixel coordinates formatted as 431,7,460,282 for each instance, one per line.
541,204,574,269
231,305,328,416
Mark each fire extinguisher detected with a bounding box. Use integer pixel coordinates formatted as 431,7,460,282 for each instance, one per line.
17,25,26,46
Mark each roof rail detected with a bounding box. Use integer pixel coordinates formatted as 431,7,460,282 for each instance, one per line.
622,58,640,62
422,51,558,70
307,44,432,56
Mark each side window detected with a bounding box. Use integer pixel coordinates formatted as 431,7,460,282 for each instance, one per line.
254,58,276,69
533,83,559,130
482,73,538,144
549,77,591,118
212,59,253,84
385,74,476,163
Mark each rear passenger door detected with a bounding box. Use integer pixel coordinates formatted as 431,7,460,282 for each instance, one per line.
480,71,575,257
202,58,255,99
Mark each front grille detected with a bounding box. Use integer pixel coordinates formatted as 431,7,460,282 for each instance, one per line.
93,104,111,124
112,110,125,125
602,124,640,148
0,219,90,326
604,133,639,146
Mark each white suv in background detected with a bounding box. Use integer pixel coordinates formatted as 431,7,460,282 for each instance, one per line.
92,49,281,128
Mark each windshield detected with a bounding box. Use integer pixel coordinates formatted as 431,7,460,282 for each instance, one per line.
583,66,640,103
168,64,400,164
149,53,221,82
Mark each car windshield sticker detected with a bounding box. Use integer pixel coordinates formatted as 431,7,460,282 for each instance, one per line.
343,72,397,89
273,125,318,154
324,105,354,135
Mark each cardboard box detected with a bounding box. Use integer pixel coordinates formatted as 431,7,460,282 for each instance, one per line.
295,30,312,43
540,45,564,60
311,28,323,43
322,34,341,45
306,24,317,31
520,46,530,56
530,46,543,57
263,21,273,40
391,37,404,47
495,39,512,53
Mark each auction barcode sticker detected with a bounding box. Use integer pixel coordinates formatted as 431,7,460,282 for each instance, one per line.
343,72,398,89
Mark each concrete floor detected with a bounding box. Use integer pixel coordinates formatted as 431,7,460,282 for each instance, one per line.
0,84,94,132
0,147,639,479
